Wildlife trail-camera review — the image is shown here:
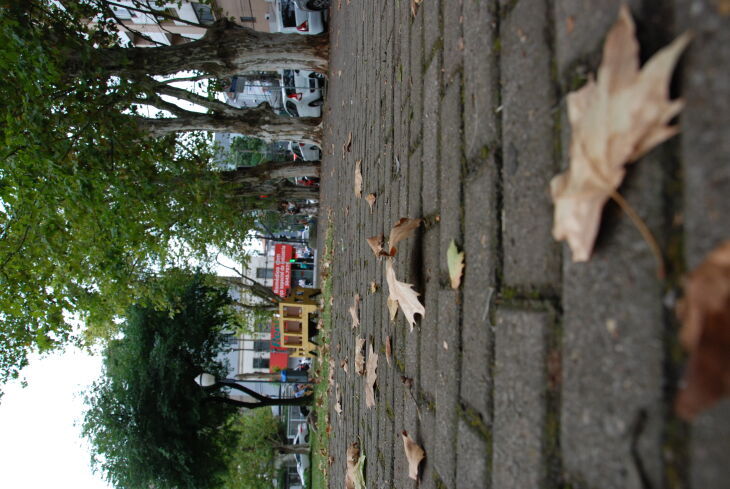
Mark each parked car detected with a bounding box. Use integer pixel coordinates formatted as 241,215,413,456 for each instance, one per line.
280,69,325,118
293,0,330,12
293,423,310,486
289,141,322,161
276,0,325,34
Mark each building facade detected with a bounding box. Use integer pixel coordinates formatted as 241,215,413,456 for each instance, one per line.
107,0,277,46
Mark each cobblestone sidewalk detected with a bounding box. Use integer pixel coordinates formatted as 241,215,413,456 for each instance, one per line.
315,1,730,488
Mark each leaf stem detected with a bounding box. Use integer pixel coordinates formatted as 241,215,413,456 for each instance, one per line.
609,190,665,279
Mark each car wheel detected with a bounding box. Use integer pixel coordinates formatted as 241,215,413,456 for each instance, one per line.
306,0,330,10
309,98,324,107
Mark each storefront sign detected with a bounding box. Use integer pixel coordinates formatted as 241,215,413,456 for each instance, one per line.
272,244,294,297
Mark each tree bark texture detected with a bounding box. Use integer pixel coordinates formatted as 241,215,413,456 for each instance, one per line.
91,20,329,78
138,105,322,143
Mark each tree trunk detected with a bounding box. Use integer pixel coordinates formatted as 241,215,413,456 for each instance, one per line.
274,444,310,455
138,105,322,143
221,160,320,182
88,20,329,78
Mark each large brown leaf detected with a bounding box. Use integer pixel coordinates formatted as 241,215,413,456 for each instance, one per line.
385,258,425,331
550,5,690,261
675,240,730,420
349,293,361,329
354,337,366,375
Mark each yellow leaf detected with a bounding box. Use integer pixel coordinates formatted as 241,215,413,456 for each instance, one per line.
349,293,361,329
550,5,690,261
387,296,399,322
446,240,465,289
354,337,366,376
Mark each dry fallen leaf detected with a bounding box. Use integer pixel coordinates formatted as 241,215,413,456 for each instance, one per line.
447,240,465,289
354,160,363,198
349,294,361,329
335,385,343,415
369,281,378,293
385,336,392,366
410,0,423,17
365,343,378,408
341,358,349,374
342,131,352,158
366,193,377,211
328,358,335,388
402,431,425,480
388,217,422,255
385,258,425,331
550,5,690,262
345,442,360,489
366,234,386,258
675,240,730,420
387,296,399,321
355,337,366,375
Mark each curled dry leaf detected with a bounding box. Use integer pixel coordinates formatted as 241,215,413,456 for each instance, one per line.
335,385,343,415
388,217,422,255
369,281,378,293
402,431,425,480
354,160,363,198
365,343,379,408
341,358,349,374
355,337,366,376
385,336,392,366
366,193,377,212
675,240,730,420
550,5,690,262
447,240,465,289
385,258,425,331
342,131,352,158
366,234,386,258
345,442,360,489
387,296,399,321
349,294,361,329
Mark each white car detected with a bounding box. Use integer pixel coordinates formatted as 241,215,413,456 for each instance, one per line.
281,69,325,118
276,0,325,34
289,141,322,161
293,0,330,12
293,423,310,486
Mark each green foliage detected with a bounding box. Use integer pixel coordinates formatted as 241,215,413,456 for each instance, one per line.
227,135,268,167
225,409,281,489
81,273,239,489
0,3,258,390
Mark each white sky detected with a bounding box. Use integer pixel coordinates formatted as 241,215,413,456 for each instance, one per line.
0,347,111,489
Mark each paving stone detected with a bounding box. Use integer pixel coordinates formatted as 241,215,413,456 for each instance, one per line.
673,2,730,486
442,0,464,82
456,419,490,489
434,291,461,489
409,12,424,148
500,0,560,289
460,165,498,418
422,56,442,217
493,308,548,489
462,0,499,162
560,167,666,489
423,0,442,62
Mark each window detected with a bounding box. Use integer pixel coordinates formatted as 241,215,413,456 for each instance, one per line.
279,0,297,28
191,2,215,25
253,358,270,369
253,340,270,352
111,6,132,19
240,16,256,23
256,267,274,279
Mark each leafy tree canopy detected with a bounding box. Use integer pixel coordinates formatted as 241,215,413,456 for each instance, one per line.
82,272,241,489
0,1,323,391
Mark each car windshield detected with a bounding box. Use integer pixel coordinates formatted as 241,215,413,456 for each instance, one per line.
282,70,296,97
